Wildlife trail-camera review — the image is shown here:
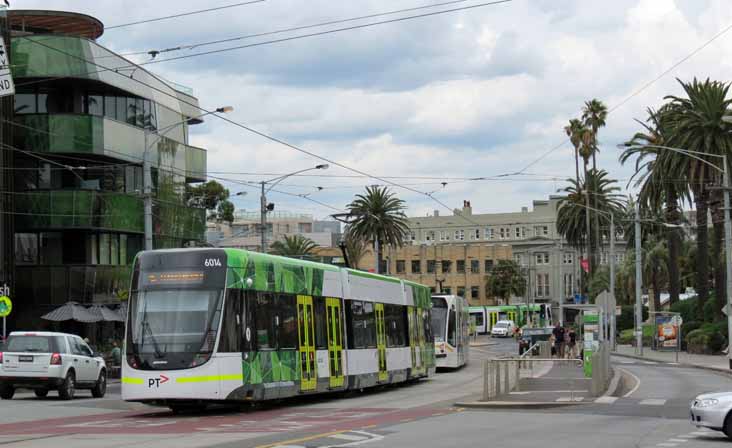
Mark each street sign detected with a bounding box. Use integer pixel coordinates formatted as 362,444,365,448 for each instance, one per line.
616,306,622,316
0,295,11,317
671,315,683,326
0,39,14,98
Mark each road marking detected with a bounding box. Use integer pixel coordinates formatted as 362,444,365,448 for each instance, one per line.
323,431,384,448
619,367,641,398
667,439,687,443
639,399,666,406
618,360,635,364
642,361,658,365
556,396,584,402
656,443,677,447
509,391,531,395
594,396,618,404
330,434,368,441
255,430,348,448
689,431,713,436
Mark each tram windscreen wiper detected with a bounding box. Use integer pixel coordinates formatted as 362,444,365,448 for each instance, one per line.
142,320,164,359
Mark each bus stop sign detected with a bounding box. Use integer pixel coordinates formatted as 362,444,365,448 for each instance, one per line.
0,295,11,317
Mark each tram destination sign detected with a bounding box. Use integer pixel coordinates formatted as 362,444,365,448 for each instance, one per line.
0,40,14,98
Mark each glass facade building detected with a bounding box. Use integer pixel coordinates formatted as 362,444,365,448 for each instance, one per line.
6,10,208,329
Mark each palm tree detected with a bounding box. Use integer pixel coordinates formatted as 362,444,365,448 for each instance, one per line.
564,118,586,184
269,234,318,258
664,77,732,318
346,186,410,273
342,229,368,270
620,105,687,307
643,237,669,314
485,260,526,305
581,99,608,171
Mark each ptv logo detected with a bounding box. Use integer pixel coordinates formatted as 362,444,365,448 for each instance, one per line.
148,375,170,388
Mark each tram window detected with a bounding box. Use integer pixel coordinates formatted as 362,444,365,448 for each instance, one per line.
313,298,327,349
278,294,297,349
219,289,242,352
423,308,433,344
242,291,256,352
447,309,456,347
348,300,365,349
363,302,376,349
255,293,276,350
385,305,405,347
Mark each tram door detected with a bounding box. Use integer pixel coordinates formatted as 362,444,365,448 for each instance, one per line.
507,311,517,325
325,298,344,388
297,295,317,391
489,312,498,332
375,303,388,382
408,306,417,370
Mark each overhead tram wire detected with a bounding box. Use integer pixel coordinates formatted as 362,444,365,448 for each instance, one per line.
113,0,477,58
15,0,513,89
105,1,267,30
514,18,732,176
18,37,490,228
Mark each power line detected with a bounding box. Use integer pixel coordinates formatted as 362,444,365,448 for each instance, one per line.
17,36,489,227
114,0,476,58
516,17,732,175
105,1,267,30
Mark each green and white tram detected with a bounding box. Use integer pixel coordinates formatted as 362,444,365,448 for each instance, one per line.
469,304,552,334
122,248,435,410
431,295,469,368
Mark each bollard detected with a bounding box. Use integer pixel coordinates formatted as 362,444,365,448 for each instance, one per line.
483,360,492,401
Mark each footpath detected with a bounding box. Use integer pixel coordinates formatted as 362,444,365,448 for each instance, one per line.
612,344,732,374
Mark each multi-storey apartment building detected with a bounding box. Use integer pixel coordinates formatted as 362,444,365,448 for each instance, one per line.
7,10,208,329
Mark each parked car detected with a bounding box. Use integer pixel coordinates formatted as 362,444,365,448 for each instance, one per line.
690,391,732,438
0,331,107,400
491,320,516,338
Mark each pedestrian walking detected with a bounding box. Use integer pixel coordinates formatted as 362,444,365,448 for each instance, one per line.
567,327,577,359
552,323,566,359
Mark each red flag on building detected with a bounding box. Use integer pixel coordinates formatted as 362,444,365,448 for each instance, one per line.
580,257,589,273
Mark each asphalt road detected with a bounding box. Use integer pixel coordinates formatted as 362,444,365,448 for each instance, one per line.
5,338,726,448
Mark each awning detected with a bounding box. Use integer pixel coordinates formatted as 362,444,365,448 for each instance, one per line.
41,302,99,323
88,305,124,322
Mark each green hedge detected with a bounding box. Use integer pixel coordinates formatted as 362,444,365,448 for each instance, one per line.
686,328,727,354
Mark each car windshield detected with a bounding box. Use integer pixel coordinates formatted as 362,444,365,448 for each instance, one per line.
431,297,448,342
6,335,62,353
127,288,223,370
495,323,508,328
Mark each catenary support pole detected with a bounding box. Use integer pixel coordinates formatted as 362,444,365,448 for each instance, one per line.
143,129,153,251
723,154,732,369
610,213,616,350
635,200,643,355
260,181,267,252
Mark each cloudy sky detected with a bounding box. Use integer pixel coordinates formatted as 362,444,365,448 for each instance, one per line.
13,0,732,219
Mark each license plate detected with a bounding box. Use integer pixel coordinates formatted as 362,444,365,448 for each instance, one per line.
18,355,33,362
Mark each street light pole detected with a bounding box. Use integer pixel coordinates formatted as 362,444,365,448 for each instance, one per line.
260,181,267,253
723,154,732,369
635,200,643,355
610,213,616,350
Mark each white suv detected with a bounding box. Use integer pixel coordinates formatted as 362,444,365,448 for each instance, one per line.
0,331,107,400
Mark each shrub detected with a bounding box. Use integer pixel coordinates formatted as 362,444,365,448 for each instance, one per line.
671,296,698,323
709,331,727,352
685,327,728,354
703,298,717,323
616,305,649,332
618,329,634,344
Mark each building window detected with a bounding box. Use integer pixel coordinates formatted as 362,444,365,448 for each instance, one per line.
564,273,574,298
439,231,450,241
15,233,38,265
470,259,480,273
473,229,480,240
396,260,406,274
408,231,416,242
454,230,464,241
457,260,466,273
426,231,435,241
471,286,479,300
600,252,608,265
427,260,436,273
563,252,574,264
536,273,550,298
411,260,421,274
443,287,452,295
615,253,625,263
515,227,524,239
442,260,452,273
514,254,523,265
485,259,494,272
534,225,549,237
535,252,549,265
485,228,494,240
457,287,466,298
500,227,509,239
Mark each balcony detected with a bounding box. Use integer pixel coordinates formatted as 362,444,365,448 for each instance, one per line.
13,114,207,182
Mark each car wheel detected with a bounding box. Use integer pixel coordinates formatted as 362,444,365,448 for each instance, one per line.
724,412,732,439
92,370,107,398
58,371,75,400
34,389,49,398
0,385,14,400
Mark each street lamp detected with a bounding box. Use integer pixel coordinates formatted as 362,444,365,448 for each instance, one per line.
143,106,234,251
259,164,329,252
619,142,732,367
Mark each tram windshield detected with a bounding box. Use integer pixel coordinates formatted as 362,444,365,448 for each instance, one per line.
431,297,448,342
127,288,223,370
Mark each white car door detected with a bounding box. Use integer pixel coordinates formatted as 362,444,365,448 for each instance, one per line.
69,337,94,382
78,339,100,382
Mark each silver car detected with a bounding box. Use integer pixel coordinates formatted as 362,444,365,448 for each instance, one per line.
690,392,732,438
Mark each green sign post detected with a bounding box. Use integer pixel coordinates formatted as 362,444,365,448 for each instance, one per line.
583,310,599,377
0,295,11,341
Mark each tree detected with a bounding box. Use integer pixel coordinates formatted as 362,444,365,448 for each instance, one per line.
643,237,669,314
485,260,526,304
664,77,732,318
581,99,608,171
346,186,410,272
564,118,586,185
269,235,318,258
620,105,687,306
217,200,235,223
186,180,230,209
342,229,368,270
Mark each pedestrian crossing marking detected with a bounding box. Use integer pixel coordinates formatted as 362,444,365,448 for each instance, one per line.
642,361,658,365
556,396,584,402
639,399,666,406
329,434,368,441
666,439,687,443
594,396,618,404
656,443,678,447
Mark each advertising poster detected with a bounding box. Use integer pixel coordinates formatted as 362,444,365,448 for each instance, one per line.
655,314,679,351
583,311,599,377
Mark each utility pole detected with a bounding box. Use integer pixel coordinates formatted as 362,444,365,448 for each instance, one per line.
260,181,266,253
610,213,616,350
0,4,12,337
635,200,643,355
723,155,732,369
143,129,153,251
374,234,380,274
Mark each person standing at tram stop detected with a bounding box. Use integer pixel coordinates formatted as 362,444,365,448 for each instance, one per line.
552,324,566,359
566,327,578,359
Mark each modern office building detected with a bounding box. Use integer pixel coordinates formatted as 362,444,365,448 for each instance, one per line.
7,10,208,329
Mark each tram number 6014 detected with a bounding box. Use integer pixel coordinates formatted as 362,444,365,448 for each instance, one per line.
204,258,222,267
